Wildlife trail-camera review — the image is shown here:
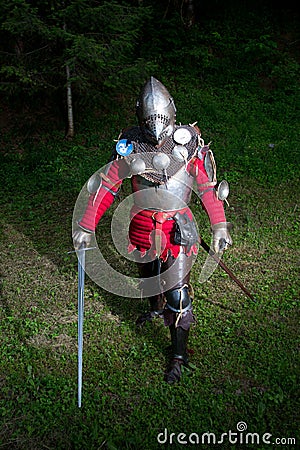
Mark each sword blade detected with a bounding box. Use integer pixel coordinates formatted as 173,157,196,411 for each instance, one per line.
77,244,86,407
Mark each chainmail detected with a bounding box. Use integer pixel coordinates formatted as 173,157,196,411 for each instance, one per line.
120,125,199,184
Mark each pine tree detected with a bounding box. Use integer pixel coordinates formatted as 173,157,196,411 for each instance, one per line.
0,0,155,133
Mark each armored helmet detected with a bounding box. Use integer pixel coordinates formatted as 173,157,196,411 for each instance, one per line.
136,77,176,145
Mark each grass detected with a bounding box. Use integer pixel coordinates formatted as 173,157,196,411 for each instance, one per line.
0,44,299,450
0,145,299,449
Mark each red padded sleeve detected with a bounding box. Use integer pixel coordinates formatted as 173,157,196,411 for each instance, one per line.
188,157,226,225
79,159,126,231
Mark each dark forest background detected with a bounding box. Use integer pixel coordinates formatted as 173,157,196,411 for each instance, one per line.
0,0,299,135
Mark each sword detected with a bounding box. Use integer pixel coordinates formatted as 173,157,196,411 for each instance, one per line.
77,243,86,407
200,238,256,302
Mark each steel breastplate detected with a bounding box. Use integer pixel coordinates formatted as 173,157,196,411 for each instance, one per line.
131,167,193,211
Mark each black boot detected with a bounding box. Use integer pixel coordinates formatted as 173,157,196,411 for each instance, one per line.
165,325,190,384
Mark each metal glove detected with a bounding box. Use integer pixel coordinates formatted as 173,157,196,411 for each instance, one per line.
211,222,232,253
72,229,93,250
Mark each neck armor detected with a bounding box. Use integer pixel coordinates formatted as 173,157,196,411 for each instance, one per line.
136,77,176,145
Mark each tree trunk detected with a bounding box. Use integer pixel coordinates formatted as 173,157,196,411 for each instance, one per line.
65,63,74,139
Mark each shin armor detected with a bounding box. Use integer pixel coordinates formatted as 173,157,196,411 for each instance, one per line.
164,286,194,384
165,285,194,360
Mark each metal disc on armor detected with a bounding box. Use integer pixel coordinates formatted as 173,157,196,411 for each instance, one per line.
216,180,229,201
173,128,192,145
116,139,133,156
87,173,102,194
152,153,170,170
172,145,188,162
204,149,216,182
130,158,146,175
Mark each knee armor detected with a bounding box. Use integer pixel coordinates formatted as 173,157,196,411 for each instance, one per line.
165,285,192,314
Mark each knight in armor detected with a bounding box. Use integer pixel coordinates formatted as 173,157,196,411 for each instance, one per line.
73,77,232,383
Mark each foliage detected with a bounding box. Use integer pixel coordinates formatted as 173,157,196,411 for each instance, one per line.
1,0,299,122
0,0,155,108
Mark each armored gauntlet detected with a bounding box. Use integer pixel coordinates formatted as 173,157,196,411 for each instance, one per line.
211,222,232,253
72,229,93,250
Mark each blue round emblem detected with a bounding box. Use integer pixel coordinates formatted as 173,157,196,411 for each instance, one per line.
116,139,133,156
